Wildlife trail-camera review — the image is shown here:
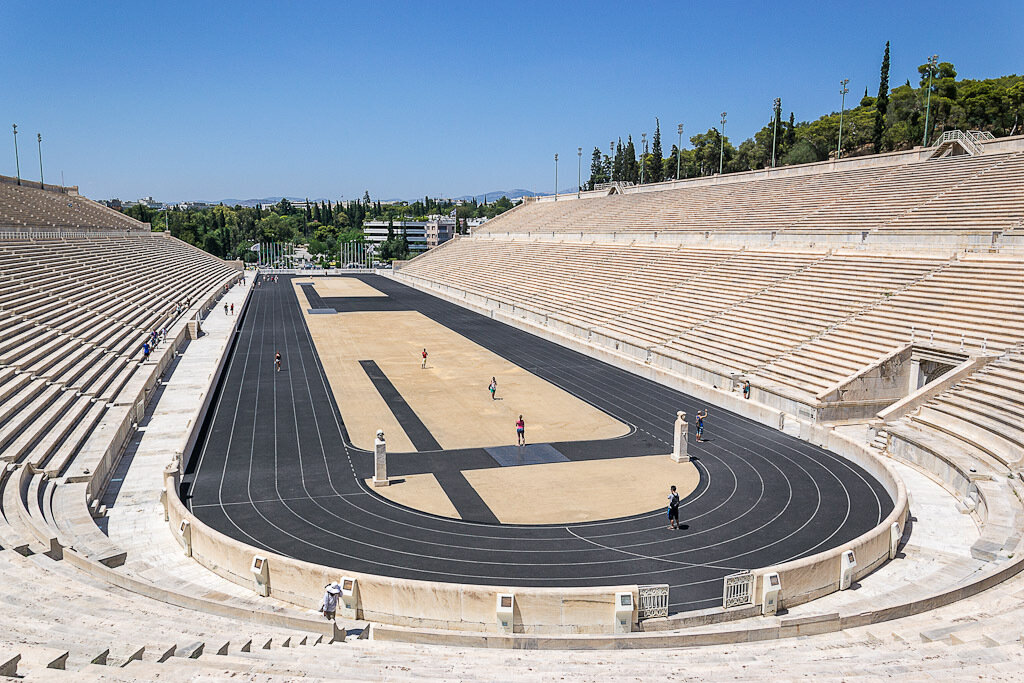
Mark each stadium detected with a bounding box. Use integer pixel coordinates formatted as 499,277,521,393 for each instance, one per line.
4,3,1024,678
2,128,1024,678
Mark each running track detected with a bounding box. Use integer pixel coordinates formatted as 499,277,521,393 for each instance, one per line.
186,274,892,613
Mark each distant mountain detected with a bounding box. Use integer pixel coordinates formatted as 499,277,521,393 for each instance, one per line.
213,196,306,207
453,189,544,202
181,189,560,207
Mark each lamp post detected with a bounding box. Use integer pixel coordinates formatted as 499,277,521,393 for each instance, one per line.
837,79,849,159
12,124,21,185
922,54,939,147
676,123,683,179
36,133,44,188
772,97,781,168
577,147,582,197
719,112,727,174
554,153,558,201
640,132,647,185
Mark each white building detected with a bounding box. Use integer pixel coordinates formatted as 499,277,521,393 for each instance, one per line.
466,217,489,233
424,215,457,248
136,196,163,209
362,220,429,254
177,201,213,211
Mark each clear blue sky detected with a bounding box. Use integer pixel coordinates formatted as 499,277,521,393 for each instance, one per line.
2,1,1021,202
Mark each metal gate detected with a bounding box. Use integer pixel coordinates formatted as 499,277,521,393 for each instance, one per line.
722,571,755,608
637,584,669,620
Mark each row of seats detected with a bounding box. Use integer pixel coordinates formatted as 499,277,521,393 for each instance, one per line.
0,234,236,496
0,181,144,232
894,348,1024,472
401,239,1023,398
475,152,1024,236
757,257,1024,396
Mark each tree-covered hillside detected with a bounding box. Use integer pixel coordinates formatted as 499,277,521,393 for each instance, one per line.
587,49,1023,187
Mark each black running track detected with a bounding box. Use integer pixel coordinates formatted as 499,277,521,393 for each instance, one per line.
187,274,892,613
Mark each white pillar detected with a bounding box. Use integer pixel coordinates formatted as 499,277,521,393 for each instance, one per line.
672,411,689,463
908,358,922,393
373,430,389,487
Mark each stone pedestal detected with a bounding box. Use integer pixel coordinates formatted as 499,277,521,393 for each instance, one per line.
373,431,389,487
672,411,689,463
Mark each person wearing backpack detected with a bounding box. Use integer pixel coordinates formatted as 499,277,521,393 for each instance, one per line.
667,485,681,530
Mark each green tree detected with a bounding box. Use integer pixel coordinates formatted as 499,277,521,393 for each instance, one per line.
588,146,606,189
612,138,624,181
1010,80,1024,134
623,136,638,183
873,41,891,153
782,139,820,165
649,118,664,182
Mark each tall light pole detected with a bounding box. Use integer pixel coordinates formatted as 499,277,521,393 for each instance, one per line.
771,98,781,168
837,79,849,159
676,123,683,179
554,153,558,201
36,133,44,188
577,147,582,197
719,112,727,174
922,54,939,147
12,124,21,185
640,132,647,184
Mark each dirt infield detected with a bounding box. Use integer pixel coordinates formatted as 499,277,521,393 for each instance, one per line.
463,455,700,524
364,472,462,520
296,281,628,451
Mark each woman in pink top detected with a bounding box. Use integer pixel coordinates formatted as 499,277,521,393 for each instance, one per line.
516,415,525,446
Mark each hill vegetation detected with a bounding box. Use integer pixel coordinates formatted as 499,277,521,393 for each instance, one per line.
587,47,1023,186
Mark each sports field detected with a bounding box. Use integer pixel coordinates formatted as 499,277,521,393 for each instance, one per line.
188,274,892,613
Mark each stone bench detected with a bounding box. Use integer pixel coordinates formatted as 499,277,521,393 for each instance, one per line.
50,483,126,567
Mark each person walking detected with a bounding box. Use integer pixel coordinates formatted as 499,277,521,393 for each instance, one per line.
230,303,235,315
275,351,282,372
142,341,150,360
224,303,229,315
667,485,681,529
742,380,750,400
695,409,708,442
516,415,525,446
421,348,428,369
319,583,341,621
488,377,497,400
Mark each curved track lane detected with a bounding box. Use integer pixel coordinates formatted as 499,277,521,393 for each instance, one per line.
188,274,892,612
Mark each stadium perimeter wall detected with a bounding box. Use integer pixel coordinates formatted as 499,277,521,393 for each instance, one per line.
157,271,907,634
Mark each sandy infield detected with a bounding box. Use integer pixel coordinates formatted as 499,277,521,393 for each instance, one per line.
296,281,629,451
462,454,700,524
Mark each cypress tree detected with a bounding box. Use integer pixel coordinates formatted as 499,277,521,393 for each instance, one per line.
650,118,664,183
589,147,604,189
304,198,312,222
312,202,321,223
612,138,624,181
785,112,796,152
624,136,638,183
873,41,891,153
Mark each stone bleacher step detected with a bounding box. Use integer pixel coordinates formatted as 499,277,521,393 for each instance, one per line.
10,645,70,672
0,650,21,676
